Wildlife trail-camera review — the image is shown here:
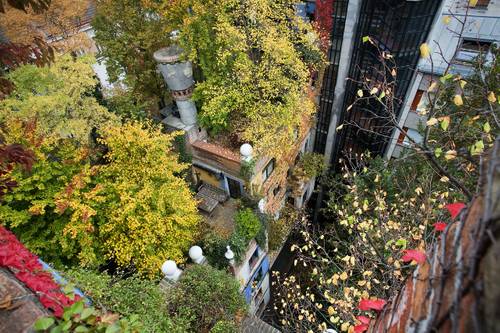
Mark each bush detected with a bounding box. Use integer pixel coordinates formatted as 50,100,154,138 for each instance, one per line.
234,208,261,241
210,320,239,333
169,265,247,332
65,268,181,333
201,231,229,270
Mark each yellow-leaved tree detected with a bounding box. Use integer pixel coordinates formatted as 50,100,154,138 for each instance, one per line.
56,122,201,276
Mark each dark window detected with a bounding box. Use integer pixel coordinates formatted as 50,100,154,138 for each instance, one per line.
249,248,259,270
397,127,409,144
273,186,281,197
471,0,490,8
262,159,275,182
454,40,491,63
410,90,424,111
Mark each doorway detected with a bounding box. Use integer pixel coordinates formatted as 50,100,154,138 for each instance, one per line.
227,177,242,199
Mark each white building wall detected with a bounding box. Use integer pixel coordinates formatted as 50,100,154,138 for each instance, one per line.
386,0,500,158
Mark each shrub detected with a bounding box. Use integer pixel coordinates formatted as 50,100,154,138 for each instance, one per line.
210,320,239,333
234,208,261,242
65,268,180,333
169,265,247,332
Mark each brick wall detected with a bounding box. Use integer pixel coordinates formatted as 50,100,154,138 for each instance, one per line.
369,142,500,332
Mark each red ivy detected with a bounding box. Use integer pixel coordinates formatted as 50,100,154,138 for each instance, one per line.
434,221,447,232
358,298,387,311
446,202,466,220
354,324,369,333
401,249,426,264
0,226,78,317
314,0,334,52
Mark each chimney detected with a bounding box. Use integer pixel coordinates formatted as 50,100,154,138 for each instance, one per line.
153,44,197,126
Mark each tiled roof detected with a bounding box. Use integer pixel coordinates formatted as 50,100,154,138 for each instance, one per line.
191,140,241,163
241,315,281,333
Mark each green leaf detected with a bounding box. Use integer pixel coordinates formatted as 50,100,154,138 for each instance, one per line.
80,308,95,320
61,321,72,332
70,300,84,315
74,326,90,333
440,73,453,83
440,118,449,131
362,36,370,43
378,91,386,100
105,323,121,333
483,122,491,133
395,239,407,249
50,326,62,333
34,317,55,331
434,147,442,158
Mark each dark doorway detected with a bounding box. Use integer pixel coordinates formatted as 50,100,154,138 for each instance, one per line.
227,177,241,198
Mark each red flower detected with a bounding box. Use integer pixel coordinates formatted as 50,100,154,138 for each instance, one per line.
358,298,387,311
434,221,447,232
357,316,371,325
401,249,426,264
446,203,466,219
354,324,369,333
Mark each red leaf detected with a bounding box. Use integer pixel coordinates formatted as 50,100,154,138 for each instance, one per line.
402,249,426,264
434,222,447,232
357,316,371,325
354,324,369,333
446,203,466,219
358,298,387,311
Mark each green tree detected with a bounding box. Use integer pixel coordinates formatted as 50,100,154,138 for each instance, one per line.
168,265,247,332
161,0,322,157
0,55,118,144
56,122,200,276
65,268,187,332
92,0,170,103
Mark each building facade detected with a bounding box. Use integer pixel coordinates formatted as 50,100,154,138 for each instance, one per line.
314,0,500,166
386,0,500,158
313,0,443,166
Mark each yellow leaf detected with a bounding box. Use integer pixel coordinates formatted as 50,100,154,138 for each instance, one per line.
488,91,497,103
459,80,467,89
469,0,478,6
336,124,344,131
443,16,451,25
445,150,457,160
370,87,379,95
328,306,335,316
428,81,437,92
426,118,438,126
420,43,430,58
341,322,349,332
340,272,348,281
357,89,364,98
453,94,464,106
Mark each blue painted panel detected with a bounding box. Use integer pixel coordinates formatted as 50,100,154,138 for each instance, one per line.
38,259,91,305
244,284,252,303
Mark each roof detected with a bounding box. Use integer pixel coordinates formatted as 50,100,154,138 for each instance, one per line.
241,315,281,333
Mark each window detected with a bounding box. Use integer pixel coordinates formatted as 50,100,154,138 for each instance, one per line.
249,248,259,270
262,159,275,182
399,128,423,146
397,127,409,144
292,127,299,142
273,186,281,197
454,40,491,64
403,129,423,146
410,90,424,112
470,0,490,8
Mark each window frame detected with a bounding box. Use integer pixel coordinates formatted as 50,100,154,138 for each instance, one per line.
262,158,275,183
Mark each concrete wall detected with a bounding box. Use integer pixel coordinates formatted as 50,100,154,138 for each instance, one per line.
386,0,500,158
